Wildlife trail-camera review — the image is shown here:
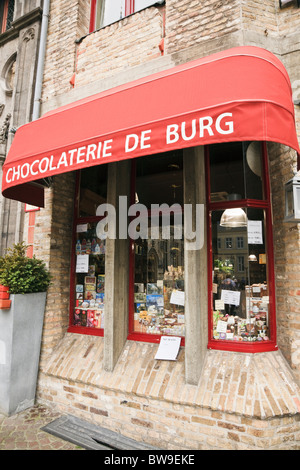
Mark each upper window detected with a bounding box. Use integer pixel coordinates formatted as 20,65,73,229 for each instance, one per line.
0,0,14,34
90,0,162,31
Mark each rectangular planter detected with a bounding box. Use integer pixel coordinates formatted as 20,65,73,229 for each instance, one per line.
0,292,47,416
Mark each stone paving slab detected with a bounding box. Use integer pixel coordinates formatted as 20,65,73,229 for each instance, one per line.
0,404,84,450
42,414,160,450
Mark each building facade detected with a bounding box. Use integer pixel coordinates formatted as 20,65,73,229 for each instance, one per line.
0,0,44,255
1,0,300,450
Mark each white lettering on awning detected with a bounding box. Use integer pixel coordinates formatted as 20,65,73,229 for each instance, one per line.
5,111,235,185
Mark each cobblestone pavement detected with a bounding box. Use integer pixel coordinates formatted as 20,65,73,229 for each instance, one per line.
0,404,84,450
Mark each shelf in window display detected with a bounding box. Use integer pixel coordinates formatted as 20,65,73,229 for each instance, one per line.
213,311,269,342
74,306,104,329
134,294,185,336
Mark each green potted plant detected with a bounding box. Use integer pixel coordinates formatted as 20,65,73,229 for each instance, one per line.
0,243,51,416
0,242,51,294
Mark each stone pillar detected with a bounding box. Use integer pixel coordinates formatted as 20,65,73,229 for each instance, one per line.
183,146,208,385
104,160,131,371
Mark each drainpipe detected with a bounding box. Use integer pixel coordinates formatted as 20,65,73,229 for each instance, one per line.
32,0,50,121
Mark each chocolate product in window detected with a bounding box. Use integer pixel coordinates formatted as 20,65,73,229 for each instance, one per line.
84,290,96,301
80,310,87,327
76,240,81,254
74,309,81,326
81,239,87,253
97,275,105,293
87,310,95,327
94,310,101,328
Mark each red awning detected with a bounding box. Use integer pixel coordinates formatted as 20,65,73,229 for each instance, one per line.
2,46,299,207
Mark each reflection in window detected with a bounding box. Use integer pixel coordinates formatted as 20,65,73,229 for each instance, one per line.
209,142,264,202
237,237,244,249
135,0,159,11
225,237,232,249
79,165,107,217
91,0,160,30
95,0,126,28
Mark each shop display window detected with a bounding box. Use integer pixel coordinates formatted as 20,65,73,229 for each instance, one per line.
207,142,277,352
68,165,108,335
211,208,269,342
129,151,185,343
132,219,185,338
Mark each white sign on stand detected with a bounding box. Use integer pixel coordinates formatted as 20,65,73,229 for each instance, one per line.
155,336,181,361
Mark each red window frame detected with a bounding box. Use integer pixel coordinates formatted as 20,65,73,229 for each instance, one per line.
90,0,133,33
68,171,105,337
206,142,278,353
1,0,9,33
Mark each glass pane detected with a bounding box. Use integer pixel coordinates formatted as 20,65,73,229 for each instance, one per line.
133,215,185,337
96,0,126,28
135,0,157,12
211,208,270,343
244,142,264,200
135,150,183,208
72,222,106,329
209,142,263,202
6,0,14,30
79,165,107,217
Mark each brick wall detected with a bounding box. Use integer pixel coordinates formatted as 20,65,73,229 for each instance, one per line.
240,0,277,36
39,375,300,449
38,0,300,376
165,0,241,54
32,0,300,449
268,142,300,383
42,0,91,102
38,336,300,450
277,1,300,35
31,173,76,366
74,7,164,88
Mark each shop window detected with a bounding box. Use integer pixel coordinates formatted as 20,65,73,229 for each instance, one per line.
90,0,162,31
128,150,185,342
0,0,14,34
207,142,277,352
68,165,108,336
